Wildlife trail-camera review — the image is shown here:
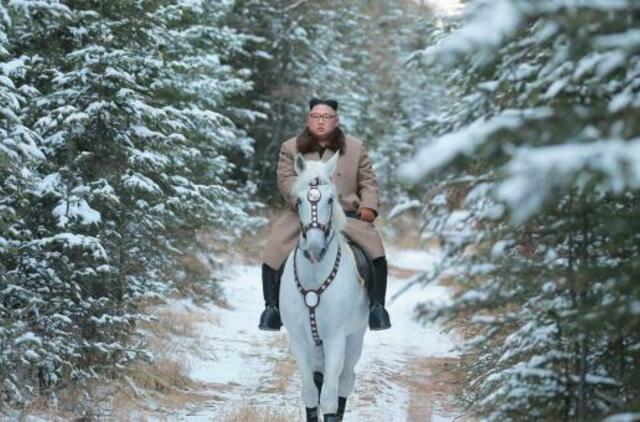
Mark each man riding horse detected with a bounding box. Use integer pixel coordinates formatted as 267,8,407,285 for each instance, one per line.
259,97,391,331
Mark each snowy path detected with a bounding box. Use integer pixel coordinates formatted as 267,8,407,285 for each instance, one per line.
156,246,461,421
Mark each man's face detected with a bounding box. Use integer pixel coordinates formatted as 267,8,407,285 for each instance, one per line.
306,104,340,138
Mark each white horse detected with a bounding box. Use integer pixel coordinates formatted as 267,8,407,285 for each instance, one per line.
279,151,369,422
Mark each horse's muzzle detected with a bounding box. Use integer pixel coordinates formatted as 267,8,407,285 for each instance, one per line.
303,249,317,263
303,246,327,263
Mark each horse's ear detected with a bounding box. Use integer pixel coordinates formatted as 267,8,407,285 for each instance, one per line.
294,153,306,175
324,151,339,177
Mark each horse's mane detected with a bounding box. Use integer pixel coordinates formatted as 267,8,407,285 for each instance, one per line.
291,162,347,234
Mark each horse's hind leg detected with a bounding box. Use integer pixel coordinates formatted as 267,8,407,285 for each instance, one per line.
337,327,366,420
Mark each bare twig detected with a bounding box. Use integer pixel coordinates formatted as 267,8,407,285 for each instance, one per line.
281,0,309,13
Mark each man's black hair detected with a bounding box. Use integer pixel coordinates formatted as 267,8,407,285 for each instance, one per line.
309,97,338,111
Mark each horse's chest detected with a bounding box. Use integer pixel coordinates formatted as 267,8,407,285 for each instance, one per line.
281,271,364,341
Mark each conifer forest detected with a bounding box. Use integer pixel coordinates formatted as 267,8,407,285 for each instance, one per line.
1,0,639,420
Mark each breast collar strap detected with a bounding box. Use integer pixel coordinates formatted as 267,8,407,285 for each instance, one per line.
293,243,342,347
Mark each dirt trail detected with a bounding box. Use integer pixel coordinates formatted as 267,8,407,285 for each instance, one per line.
134,245,463,421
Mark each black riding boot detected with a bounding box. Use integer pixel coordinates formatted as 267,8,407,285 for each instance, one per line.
258,263,282,331
369,256,391,330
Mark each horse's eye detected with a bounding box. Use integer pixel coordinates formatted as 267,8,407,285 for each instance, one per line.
328,197,333,204
296,198,302,205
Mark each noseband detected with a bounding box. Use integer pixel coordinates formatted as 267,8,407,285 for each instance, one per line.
300,177,333,240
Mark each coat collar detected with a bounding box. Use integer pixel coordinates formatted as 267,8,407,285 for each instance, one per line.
296,127,347,156
303,148,336,162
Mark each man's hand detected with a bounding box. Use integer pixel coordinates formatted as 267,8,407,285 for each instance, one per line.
357,207,376,223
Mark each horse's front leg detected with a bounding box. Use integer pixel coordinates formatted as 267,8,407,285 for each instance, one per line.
319,334,346,418
288,333,321,420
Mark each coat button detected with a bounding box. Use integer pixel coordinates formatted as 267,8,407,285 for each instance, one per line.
336,172,341,176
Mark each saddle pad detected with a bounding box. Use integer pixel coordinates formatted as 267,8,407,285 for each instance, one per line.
346,240,375,289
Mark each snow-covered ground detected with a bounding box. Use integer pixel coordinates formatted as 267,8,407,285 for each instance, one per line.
151,246,461,421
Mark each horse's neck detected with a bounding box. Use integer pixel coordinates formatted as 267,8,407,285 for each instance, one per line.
295,233,343,290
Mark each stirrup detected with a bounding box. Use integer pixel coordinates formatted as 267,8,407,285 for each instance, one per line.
369,303,391,330
259,305,282,331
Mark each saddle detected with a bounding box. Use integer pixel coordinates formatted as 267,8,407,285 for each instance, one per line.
343,211,376,289
277,240,375,291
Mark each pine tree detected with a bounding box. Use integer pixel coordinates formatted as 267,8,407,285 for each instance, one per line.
1,0,260,404
230,0,380,204
401,1,640,419
0,2,47,403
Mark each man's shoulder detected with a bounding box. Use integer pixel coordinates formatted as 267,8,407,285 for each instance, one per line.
344,135,367,157
281,136,298,151
345,135,364,148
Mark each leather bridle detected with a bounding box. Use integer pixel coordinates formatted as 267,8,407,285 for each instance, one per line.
299,177,334,242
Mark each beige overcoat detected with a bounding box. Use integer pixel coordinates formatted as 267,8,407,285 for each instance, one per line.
262,134,386,270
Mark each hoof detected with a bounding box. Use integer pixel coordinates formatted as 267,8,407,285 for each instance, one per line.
338,396,347,420
305,406,318,422
368,303,391,330
259,305,282,330
324,413,338,422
